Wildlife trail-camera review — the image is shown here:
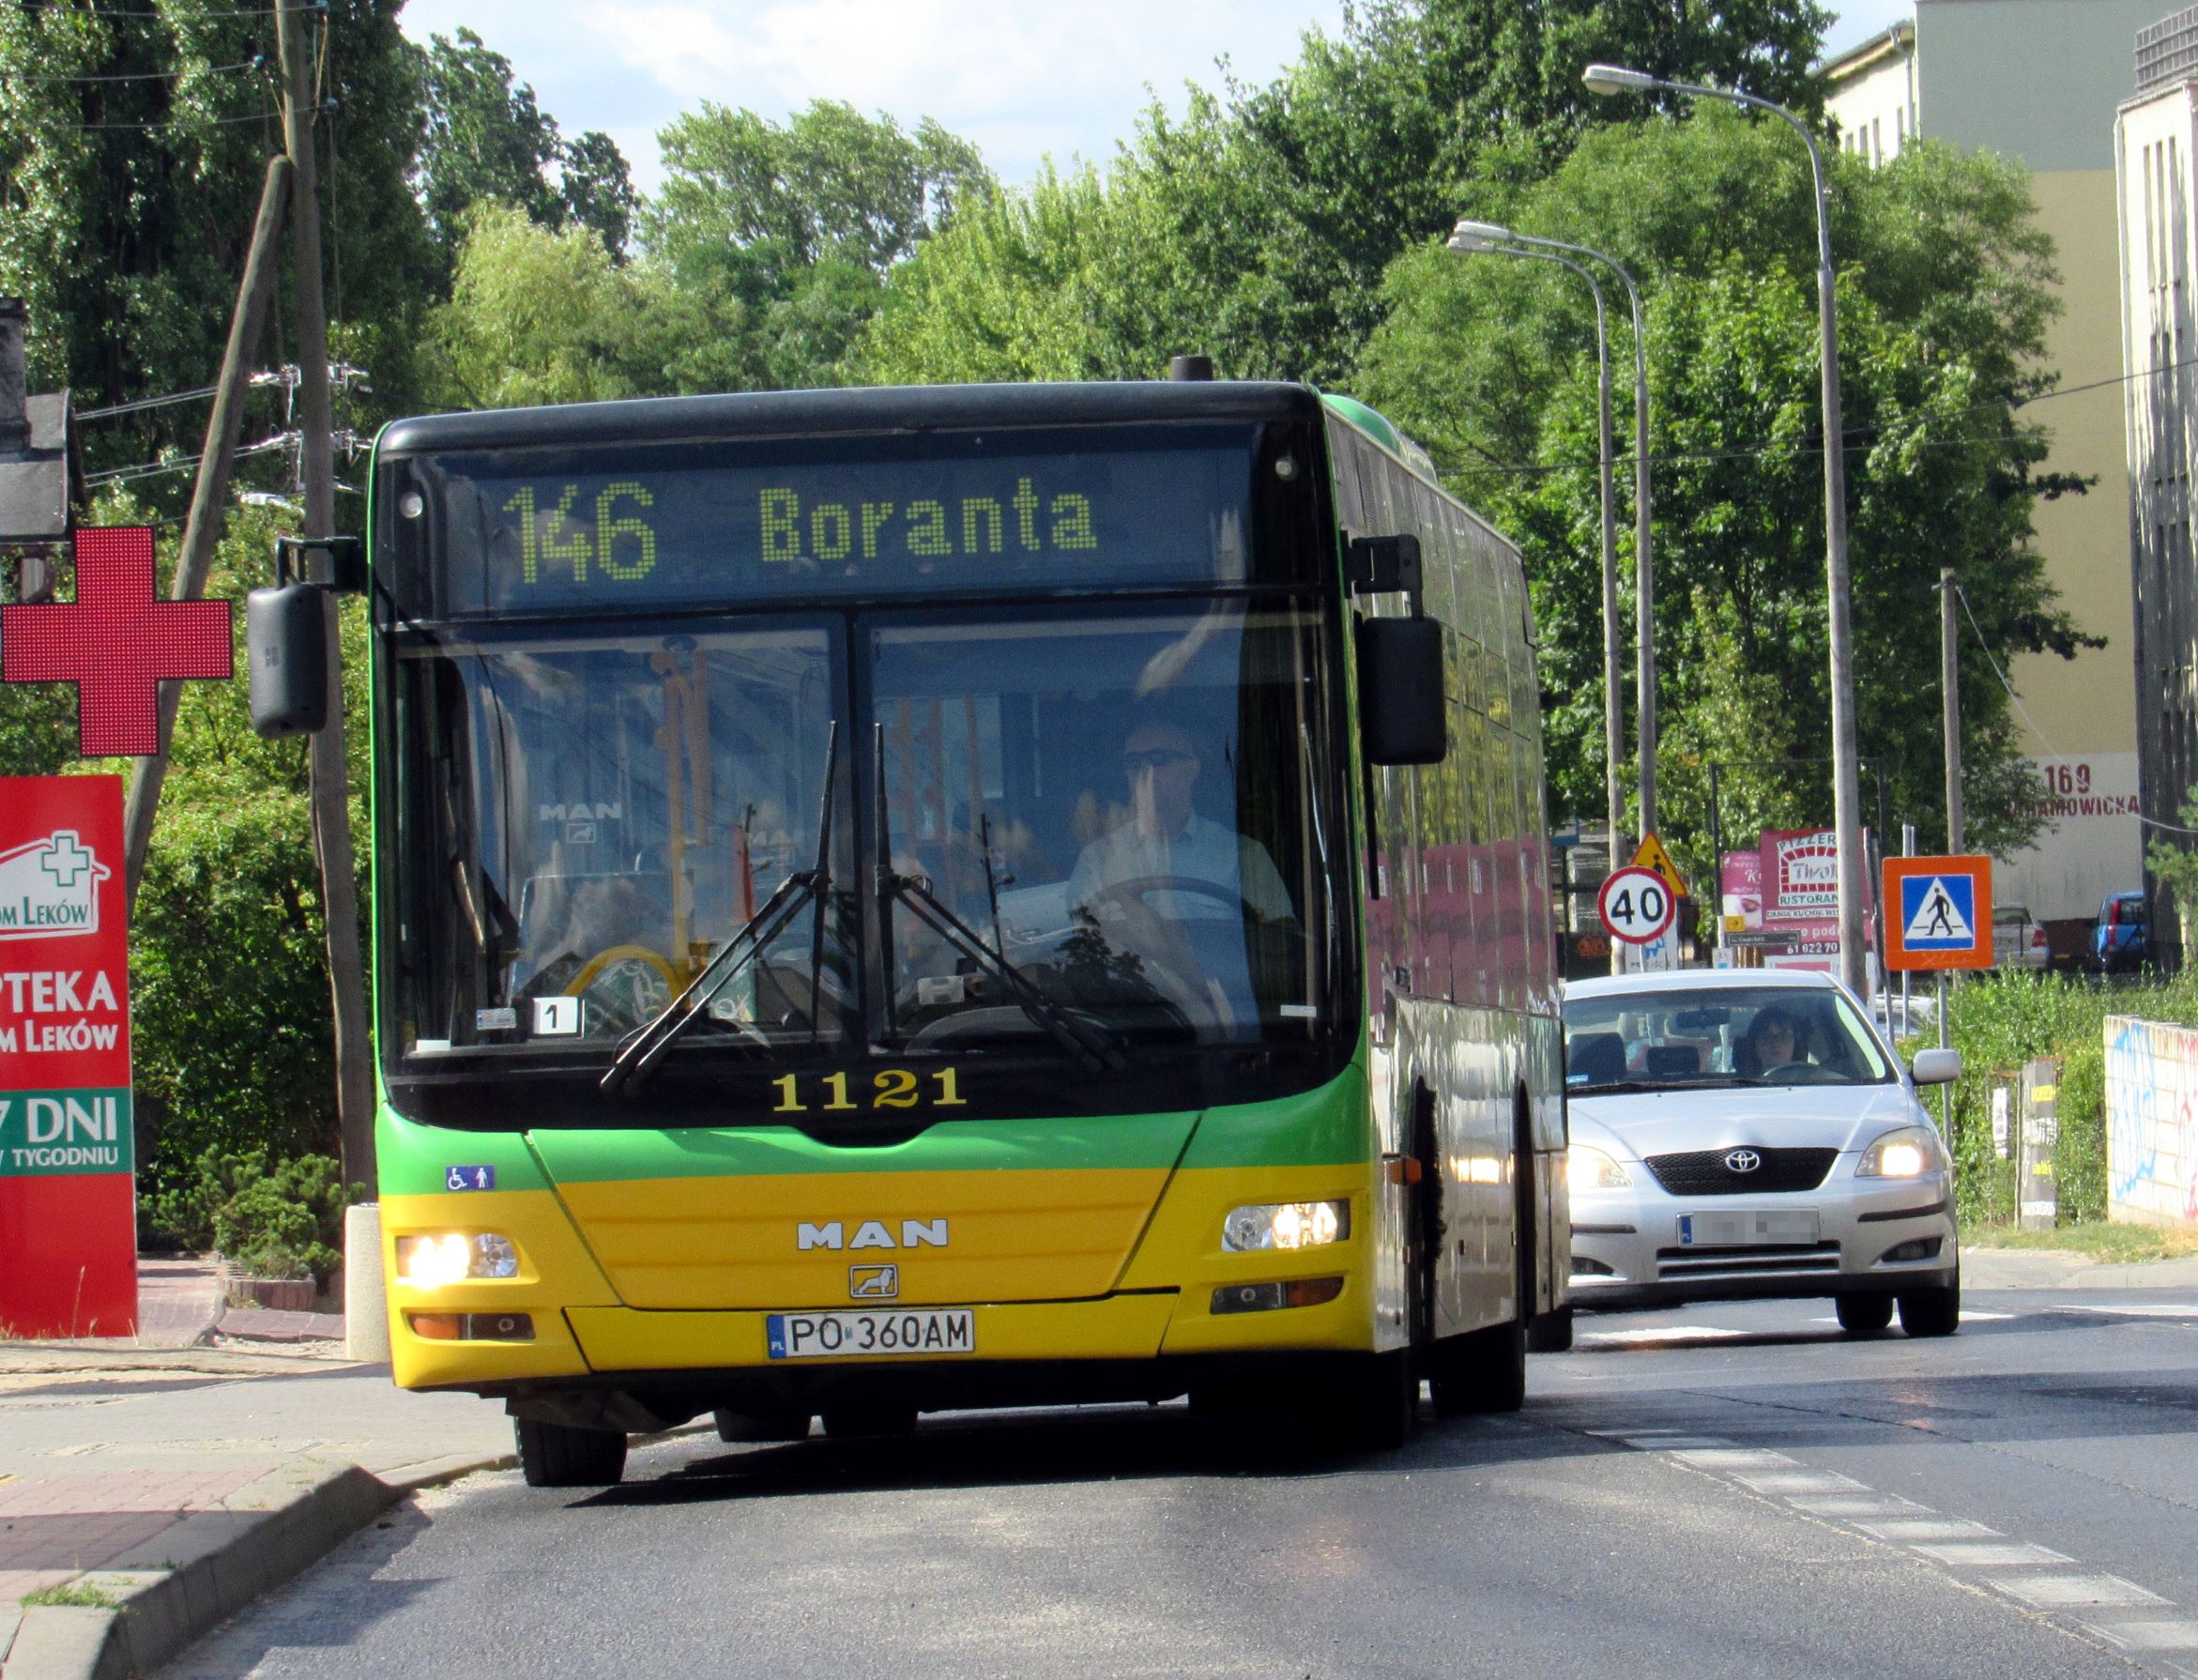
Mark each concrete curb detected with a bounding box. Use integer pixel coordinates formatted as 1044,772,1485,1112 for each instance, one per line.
0,1453,513,1680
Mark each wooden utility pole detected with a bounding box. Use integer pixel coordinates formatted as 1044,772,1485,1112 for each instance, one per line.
122,156,292,910
1940,568,1964,854
278,0,374,1184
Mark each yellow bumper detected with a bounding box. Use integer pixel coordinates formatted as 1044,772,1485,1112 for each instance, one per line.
384,1163,1381,1392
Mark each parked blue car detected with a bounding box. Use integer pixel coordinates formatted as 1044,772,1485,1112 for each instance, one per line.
2091,891,2149,973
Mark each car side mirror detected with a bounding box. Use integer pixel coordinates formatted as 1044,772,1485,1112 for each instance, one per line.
1356,616,1447,765
1911,1047,1962,1086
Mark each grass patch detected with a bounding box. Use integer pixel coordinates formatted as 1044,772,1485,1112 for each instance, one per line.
1961,1220,2198,1264
20,1581,119,1609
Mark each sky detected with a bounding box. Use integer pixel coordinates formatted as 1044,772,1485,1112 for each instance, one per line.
392,1,1919,198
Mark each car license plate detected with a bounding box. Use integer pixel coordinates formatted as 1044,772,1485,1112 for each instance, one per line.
1677,1211,1821,1247
765,1308,975,1360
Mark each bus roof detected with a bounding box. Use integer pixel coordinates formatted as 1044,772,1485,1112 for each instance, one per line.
377,380,1327,457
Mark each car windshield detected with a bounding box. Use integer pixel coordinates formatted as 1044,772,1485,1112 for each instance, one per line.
1564,985,1895,1090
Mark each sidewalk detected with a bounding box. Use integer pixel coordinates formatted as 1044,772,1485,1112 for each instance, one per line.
0,1263,515,1680
1962,1245,2198,1290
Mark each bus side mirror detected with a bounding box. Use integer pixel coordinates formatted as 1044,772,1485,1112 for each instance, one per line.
1357,616,1447,765
246,581,328,737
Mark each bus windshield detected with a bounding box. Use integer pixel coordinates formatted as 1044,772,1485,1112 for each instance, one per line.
389,603,1340,1068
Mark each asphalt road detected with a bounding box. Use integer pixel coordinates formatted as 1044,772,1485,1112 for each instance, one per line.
166,1288,2198,1680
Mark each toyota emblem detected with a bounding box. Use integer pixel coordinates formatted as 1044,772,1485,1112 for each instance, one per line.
1724,1148,1763,1173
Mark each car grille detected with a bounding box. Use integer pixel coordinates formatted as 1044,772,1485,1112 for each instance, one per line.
1656,1241,1842,1280
1644,1147,1838,1196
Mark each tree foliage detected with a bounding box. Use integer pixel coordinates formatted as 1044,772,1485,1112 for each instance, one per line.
1357,107,2088,864
644,100,991,389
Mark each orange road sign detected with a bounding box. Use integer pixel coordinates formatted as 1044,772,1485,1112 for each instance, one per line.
1882,855,1994,972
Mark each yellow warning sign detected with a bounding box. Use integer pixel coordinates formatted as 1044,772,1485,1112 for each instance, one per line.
1631,833,1687,898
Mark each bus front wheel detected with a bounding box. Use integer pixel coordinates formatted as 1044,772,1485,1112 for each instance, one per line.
1428,1319,1526,1416
514,1418,627,1488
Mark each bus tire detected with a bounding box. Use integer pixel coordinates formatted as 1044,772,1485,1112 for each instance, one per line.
1428,1319,1526,1416
514,1418,627,1488
714,1408,812,1443
821,1405,919,1439
1312,1351,1416,1453
1525,1305,1574,1353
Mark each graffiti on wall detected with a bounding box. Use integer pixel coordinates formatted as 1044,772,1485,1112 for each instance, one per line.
2104,1015,2198,1226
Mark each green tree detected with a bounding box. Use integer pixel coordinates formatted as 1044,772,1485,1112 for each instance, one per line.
858,1,1829,386
415,27,634,266
1357,107,2090,867
646,100,991,389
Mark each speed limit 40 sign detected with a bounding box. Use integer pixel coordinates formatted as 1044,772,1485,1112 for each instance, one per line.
1598,865,1678,945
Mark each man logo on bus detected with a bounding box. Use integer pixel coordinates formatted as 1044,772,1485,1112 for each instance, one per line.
797,1218,949,1250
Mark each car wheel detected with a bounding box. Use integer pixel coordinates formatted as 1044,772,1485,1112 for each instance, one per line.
1526,1304,1574,1352
820,1405,919,1438
1898,1274,1961,1338
1429,1319,1527,1416
1835,1293,1895,1336
514,1418,627,1488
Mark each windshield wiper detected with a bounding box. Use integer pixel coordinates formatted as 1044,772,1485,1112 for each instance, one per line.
601,723,838,1101
871,725,1123,1075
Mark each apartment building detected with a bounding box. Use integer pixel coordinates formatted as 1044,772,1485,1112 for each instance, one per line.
1823,1,2150,957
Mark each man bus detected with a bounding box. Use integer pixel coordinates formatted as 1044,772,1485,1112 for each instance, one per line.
259,376,1565,1485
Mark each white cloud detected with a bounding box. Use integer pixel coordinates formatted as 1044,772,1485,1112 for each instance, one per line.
399,0,1345,191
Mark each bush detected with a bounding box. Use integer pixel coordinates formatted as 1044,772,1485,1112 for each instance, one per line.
1935,970,2198,1226
146,1149,361,1286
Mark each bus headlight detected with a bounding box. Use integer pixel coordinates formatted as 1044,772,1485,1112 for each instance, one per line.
1222,1199,1351,1252
395,1232,520,1286
1856,1126,1944,1179
1567,1145,1631,1194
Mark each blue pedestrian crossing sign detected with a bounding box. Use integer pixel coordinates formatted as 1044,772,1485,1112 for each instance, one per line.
1900,875,1977,950
1882,854,1994,971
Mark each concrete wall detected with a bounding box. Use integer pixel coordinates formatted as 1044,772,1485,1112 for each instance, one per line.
1919,0,2165,170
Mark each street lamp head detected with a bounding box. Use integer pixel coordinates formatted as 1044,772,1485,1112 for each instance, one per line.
1446,218,1514,253
1581,63,1656,96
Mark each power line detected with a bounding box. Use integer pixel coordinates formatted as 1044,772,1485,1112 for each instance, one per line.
16,105,281,132
0,56,262,83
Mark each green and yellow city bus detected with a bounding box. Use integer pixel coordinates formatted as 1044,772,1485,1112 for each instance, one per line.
340,377,1564,1485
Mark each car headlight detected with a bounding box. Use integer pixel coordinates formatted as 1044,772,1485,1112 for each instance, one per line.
395,1232,520,1286
1222,1199,1351,1252
1566,1144,1631,1193
1855,1126,1945,1179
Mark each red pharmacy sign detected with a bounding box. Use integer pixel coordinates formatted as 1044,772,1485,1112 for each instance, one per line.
0,775,136,1337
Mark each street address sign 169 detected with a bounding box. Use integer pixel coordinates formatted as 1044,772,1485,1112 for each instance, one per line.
1599,865,1678,945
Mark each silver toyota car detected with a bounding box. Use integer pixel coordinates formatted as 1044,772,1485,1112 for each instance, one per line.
1563,970,1963,1336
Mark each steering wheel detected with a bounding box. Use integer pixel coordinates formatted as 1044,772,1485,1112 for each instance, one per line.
562,945,767,1046
1077,876,1266,1034
1759,1059,1838,1084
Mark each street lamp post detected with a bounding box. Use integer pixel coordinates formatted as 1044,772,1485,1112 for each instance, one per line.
1582,63,1867,997
1446,225,1628,921
1454,221,1655,838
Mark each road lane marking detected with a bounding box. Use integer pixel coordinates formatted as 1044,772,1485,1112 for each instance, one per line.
1732,1472,1869,1494
1912,1542,2073,1566
2054,1304,2198,1320
2095,1623,2198,1652
1606,1424,2192,1673
1579,1326,1751,1346
1854,1520,2003,1541
1996,1576,2170,1609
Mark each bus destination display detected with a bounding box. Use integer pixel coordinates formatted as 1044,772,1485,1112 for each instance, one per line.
414,437,1262,616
